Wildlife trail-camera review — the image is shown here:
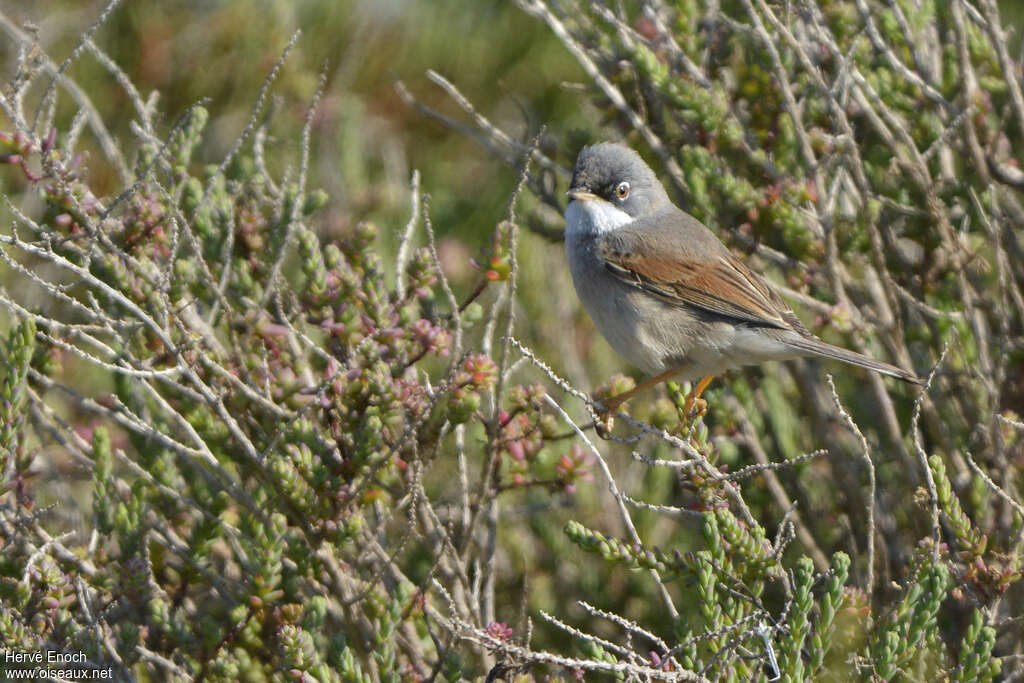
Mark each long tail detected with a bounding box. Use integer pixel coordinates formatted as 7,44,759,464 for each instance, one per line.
786,336,924,385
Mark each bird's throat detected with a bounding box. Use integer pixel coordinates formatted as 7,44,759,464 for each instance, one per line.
565,198,633,238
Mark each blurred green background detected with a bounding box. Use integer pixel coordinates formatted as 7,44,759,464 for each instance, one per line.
2,0,587,250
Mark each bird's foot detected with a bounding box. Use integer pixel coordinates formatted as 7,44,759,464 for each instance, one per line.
683,394,708,418
682,375,714,418
592,401,617,438
593,397,622,440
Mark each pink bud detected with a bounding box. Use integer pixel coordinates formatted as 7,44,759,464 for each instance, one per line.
42,127,57,154
507,440,525,462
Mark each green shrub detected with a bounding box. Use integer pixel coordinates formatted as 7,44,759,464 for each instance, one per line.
1,0,1021,680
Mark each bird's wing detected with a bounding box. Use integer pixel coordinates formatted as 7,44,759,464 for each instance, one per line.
596,211,792,330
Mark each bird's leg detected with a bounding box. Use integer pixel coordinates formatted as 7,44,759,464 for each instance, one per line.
595,364,689,435
683,375,715,417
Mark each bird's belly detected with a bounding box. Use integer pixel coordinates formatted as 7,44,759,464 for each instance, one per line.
586,288,670,374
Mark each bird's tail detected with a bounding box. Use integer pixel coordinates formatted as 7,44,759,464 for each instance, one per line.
786,336,924,385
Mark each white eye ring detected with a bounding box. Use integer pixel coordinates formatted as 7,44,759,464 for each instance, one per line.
616,181,630,200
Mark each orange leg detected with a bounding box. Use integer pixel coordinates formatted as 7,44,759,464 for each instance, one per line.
694,374,715,399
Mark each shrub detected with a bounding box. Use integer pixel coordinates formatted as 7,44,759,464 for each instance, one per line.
0,0,1021,680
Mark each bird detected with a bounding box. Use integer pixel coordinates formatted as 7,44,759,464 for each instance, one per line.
563,142,922,424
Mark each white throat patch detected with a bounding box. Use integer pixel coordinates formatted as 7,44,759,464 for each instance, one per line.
565,198,633,237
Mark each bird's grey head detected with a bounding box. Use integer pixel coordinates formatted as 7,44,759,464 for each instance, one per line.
567,142,670,219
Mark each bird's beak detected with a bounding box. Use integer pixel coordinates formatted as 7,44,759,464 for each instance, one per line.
567,187,599,202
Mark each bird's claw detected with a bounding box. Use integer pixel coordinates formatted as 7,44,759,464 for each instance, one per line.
593,401,616,438
682,375,714,419
683,394,708,418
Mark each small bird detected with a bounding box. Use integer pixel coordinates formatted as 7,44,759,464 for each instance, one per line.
563,142,921,421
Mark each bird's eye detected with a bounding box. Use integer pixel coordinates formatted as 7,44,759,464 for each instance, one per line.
615,181,630,200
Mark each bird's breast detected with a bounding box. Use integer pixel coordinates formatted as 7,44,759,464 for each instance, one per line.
565,229,689,374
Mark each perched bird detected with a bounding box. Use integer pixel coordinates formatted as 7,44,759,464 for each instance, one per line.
563,142,921,421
